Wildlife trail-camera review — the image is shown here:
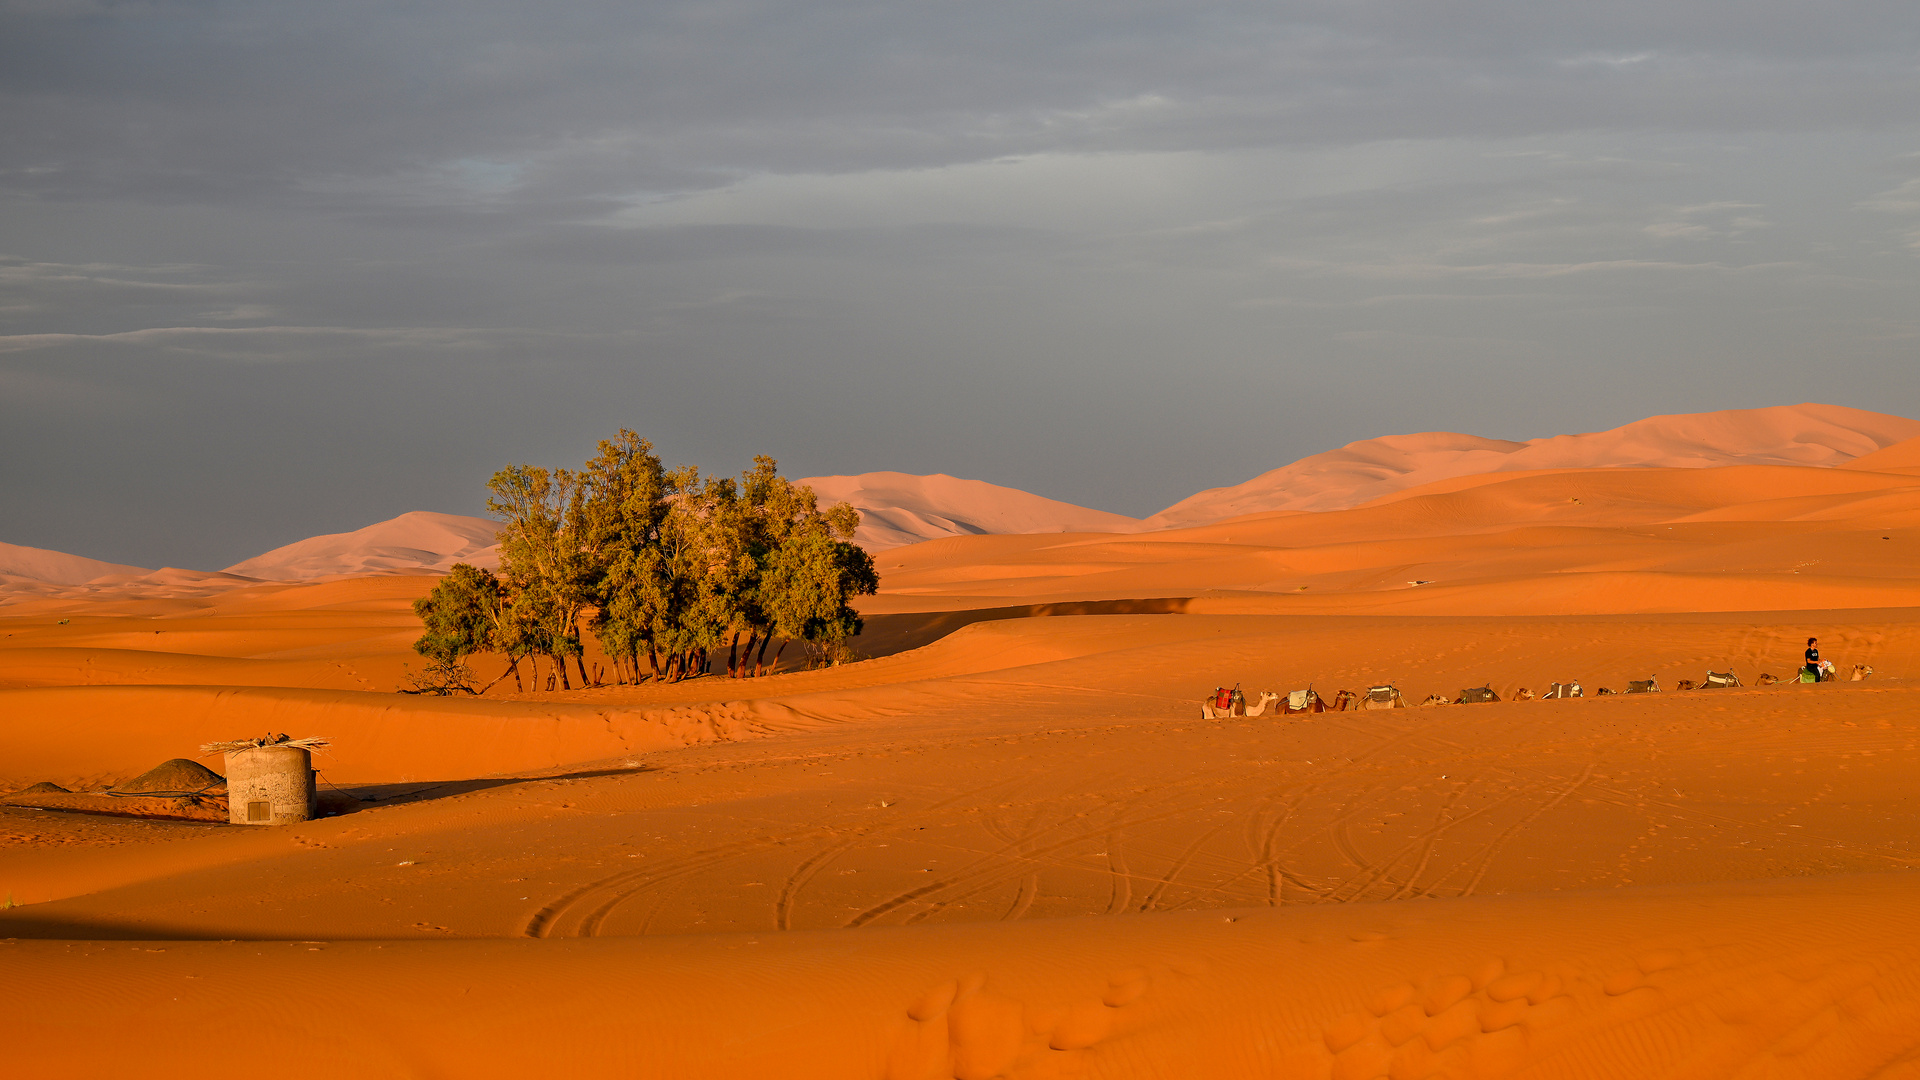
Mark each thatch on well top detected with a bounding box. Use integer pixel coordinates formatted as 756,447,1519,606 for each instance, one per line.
200,733,330,755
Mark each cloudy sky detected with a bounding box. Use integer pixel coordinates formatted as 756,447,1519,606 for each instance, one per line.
4,0,1918,569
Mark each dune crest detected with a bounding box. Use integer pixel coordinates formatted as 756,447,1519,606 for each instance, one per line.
0,540,150,587
221,510,501,581
797,471,1143,550
1149,402,1920,527
1840,432,1920,474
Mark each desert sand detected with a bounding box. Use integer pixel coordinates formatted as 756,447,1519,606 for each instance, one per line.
6,410,1920,1077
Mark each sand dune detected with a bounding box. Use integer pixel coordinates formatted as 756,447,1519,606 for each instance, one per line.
1149,403,1920,527
9,405,1913,598
222,509,501,581
872,460,1920,613
1841,433,1920,474
798,471,1145,550
0,539,149,586
9,410,1920,1077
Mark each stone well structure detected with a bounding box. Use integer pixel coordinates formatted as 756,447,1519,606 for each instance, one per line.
225,744,316,825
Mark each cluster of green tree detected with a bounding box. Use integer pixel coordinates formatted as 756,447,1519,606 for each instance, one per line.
408,430,878,693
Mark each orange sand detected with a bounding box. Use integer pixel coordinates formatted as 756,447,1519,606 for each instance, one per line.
5,443,1920,1076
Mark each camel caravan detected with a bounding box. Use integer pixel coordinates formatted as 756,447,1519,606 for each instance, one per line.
1199,663,1876,718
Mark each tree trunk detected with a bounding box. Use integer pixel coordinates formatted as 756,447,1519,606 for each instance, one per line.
509,654,524,692
528,653,541,691
726,631,742,678
575,653,591,688
556,652,572,691
755,634,775,677
769,640,789,676
736,631,758,678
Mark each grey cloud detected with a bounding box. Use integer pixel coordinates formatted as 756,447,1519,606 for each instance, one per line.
4,1,1918,213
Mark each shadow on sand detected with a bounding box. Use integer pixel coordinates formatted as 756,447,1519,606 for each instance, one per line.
317,764,657,815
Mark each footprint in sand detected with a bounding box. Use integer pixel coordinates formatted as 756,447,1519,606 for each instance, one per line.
1321,957,1559,1080
885,967,1153,1080
1319,943,1920,1079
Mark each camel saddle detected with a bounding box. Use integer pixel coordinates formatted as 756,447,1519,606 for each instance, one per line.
1459,686,1500,704
1703,670,1740,689
1626,678,1660,694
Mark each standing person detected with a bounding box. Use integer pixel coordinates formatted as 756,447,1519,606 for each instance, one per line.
1804,637,1821,682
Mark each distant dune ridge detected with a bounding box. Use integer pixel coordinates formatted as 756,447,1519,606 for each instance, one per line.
1843,431,1920,474
0,540,251,600
0,541,149,587
795,471,1146,550
220,510,502,581
1146,402,1920,528
3,404,1916,589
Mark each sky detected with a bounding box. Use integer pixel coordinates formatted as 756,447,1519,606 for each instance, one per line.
3,0,1918,570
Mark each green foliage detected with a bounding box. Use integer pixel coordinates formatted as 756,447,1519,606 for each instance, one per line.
411,563,508,664
413,431,878,690
761,518,878,648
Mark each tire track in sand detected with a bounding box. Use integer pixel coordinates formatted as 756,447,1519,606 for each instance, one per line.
524,829,832,938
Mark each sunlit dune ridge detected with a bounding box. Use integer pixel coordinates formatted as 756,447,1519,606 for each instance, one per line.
1147,402,1920,527
7,403,1913,588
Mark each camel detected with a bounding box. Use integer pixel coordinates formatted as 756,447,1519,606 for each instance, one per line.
1798,661,1837,683
1675,679,1697,691
1595,687,1616,695
1755,673,1779,686
1331,689,1359,711
1417,693,1452,707
1201,690,1279,719
1358,684,1406,710
1851,664,1874,681
1514,687,1535,701
1283,689,1327,715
